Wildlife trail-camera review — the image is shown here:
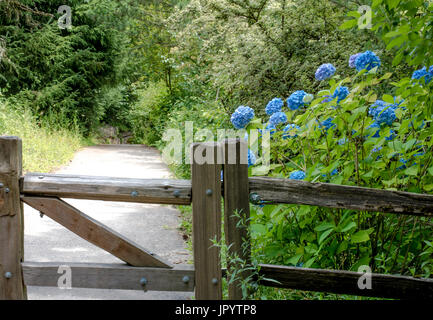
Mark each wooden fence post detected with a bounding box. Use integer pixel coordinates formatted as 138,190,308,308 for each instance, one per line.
223,138,251,300
191,142,222,300
0,136,26,300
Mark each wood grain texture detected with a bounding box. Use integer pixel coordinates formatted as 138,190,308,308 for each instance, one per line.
22,262,194,292
22,173,192,205
249,177,433,216
22,196,171,268
191,142,223,300
223,138,251,300
258,264,433,299
0,136,27,300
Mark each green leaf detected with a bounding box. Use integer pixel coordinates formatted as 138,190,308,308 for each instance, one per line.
383,94,395,104
351,229,372,243
340,221,357,233
336,241,348,255
318,228,334,244
404,165,419,176
339,19,358,30
251,224,267,235
314,222,335,232
304,257,316,268
287,253,303,265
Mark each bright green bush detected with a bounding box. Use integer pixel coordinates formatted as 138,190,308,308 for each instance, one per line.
0,97,83,173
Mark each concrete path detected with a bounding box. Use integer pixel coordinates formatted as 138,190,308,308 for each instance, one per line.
24,145,193,300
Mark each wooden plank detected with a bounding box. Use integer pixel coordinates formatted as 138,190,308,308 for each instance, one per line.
191,142,223,300
249,177,433,216
22,262,195,292
22,196,171,268
0,136,27,300
22,173,191,205
258,264,433,299
223,138,251,300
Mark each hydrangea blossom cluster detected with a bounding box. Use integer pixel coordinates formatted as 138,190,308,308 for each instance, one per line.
411,66,433,84
248,149,256,167
368,100,397,126
269,111,287,126
315,63,336,81
332,86,350,103
349,53,361,68
283,124,300,139
230,106,254,129
265,98,284,115
287,90,307,110
355,51,381,72
290,170,306,180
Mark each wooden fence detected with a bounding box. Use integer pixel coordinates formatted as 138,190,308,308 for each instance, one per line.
0,136,433,300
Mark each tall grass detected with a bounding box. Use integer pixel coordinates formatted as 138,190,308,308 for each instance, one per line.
0,99,84,173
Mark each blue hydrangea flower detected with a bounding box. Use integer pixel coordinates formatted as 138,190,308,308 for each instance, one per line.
372,146,382,153
368,100,387,118
231,106,255,129
290,170,306,180
315,63,336,81
265,98,284,115
332,86,350,103
369,100,397,126
349,53,361,68
355,51,381,72
248,149,256,167
287,90,307,110
269,112,287,126
376,107,396,126
283,124,300,139
411,67,433,84
318,117,336,131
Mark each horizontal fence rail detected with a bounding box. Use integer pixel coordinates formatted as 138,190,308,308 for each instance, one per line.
22,262,195,292
22,173,192,205
249,177,433,217
257,264,433,300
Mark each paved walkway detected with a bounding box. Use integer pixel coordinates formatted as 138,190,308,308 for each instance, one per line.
24,145,193,300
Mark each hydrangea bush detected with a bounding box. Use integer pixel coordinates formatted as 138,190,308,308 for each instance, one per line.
229,50,433,277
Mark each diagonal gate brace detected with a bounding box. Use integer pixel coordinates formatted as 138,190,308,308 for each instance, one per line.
22,196,171,269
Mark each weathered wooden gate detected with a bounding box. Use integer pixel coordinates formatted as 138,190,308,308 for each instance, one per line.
1,135,433,300
0,136,248,300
